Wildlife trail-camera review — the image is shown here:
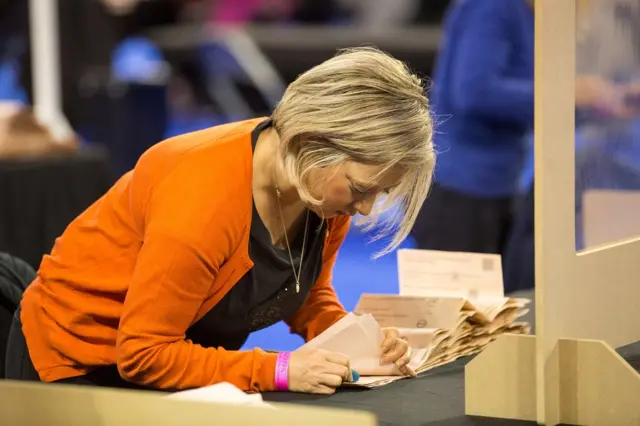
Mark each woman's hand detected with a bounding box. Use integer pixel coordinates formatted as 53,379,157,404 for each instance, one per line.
380,328,417,377
288,347,352,394
575,75,640,118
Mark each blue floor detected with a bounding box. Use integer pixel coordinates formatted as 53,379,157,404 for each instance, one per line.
242,227,417,351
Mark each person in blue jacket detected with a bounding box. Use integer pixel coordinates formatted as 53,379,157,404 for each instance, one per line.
411,0,534,257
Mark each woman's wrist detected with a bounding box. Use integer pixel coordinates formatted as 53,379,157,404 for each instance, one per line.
274,351,291,391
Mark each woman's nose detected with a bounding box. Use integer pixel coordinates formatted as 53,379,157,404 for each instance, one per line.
355,197,374,217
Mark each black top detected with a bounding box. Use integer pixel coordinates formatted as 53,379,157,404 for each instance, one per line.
185,119,327,350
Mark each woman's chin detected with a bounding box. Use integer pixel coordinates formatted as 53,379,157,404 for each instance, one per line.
323,212,341,218
307,205,342,219
324,209,349,218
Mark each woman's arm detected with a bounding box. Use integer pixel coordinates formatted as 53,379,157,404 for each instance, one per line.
116,140,277,393
285,215,351,342
116,234,277,392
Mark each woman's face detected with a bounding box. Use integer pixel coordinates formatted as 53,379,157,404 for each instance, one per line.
303,161,404,218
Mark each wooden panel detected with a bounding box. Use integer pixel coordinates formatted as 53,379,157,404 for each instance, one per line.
557,339,640,426
0,381,377,426
535,0,640,423
466,1,640,424
465,336,640,424
534,0,577,422
465,334,537,421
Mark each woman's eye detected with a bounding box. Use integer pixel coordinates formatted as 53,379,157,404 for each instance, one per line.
351,186,368,196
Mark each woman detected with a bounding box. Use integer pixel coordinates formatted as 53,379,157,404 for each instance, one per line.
5,47,436,394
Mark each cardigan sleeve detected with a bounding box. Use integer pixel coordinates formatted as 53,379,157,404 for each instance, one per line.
285,215,350,342
116,144,278,393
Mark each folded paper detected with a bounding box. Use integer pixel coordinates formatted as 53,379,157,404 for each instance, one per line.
304,249,531,389
168,382,272,408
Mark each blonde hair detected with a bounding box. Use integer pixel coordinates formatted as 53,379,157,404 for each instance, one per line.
272,47,436,258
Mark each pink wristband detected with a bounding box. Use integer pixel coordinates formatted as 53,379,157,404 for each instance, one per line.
274,352,291,391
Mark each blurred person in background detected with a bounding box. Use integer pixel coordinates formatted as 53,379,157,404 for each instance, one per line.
15,0,200,131
502,75,640,293
572,0,640,240
502,0,640,293
6,48,435,395
410,0,534,259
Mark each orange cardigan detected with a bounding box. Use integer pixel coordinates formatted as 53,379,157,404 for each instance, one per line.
20,118,349,392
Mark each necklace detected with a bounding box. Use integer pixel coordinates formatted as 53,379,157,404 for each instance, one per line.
275,185,309,293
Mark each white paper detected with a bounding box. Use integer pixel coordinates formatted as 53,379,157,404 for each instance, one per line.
305,249,531,390
304,313,395,375
354,293,466,330
302,312,429,377
168,382,272,408
397,249,504,300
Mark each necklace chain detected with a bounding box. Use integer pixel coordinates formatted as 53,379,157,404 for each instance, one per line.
275,185,309,293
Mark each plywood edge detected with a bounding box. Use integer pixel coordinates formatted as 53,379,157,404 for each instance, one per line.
465,334,537,421
571,241,640,349
557,338,640,426
0,380,378,426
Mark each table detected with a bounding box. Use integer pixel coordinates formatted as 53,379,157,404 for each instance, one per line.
263,291,640,426
0,147,113,269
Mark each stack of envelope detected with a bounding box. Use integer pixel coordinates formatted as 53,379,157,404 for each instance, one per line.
302,249,531,388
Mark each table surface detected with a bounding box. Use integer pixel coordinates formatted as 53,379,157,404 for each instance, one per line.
263,291,640,426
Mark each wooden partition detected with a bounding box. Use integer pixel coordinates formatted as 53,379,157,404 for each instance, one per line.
0,380,377,426
465,0,640,424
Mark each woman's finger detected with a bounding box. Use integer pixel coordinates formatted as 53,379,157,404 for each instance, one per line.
317,373,344,388
394,347,412,368
324,363,350,382
381,338,409,364
312,384,337,395
380,328,399,352
400,364,417,378
324,351,350,367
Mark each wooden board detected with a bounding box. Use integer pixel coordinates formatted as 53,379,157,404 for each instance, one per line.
0,380,377,426
465,334,537,421
556,339,640,426
466,336,640,425
466,1,640,424
533,0,640,422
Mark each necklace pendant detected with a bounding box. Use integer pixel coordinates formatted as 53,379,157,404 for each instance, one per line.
295,282,300,293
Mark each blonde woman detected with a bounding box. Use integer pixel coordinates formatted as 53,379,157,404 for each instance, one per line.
5,48,436,395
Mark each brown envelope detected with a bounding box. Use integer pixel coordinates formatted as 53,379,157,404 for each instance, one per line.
354,294,466,330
